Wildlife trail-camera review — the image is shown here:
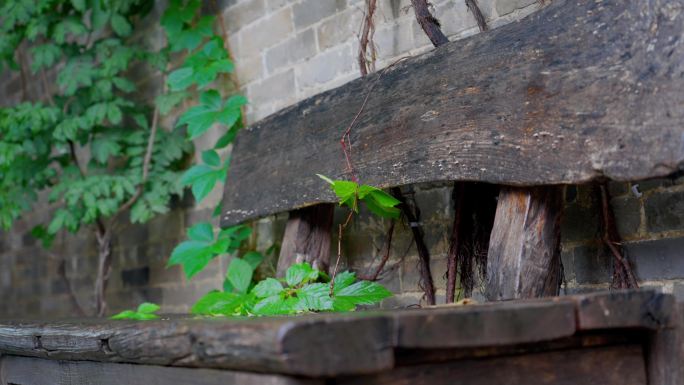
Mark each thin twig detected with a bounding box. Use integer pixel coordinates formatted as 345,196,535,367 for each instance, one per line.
465,0,488,32
40,69,56,107
329,210,355,296
446,183,464,303
358,0,377,76
365,220,395,281
599,183,639,289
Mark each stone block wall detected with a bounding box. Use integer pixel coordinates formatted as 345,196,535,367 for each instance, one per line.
1,0,683,317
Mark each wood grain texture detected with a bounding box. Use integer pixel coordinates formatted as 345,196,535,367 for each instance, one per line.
0,355,322,385
220,0,684,227
0,290,673,377
0,314,393,377
394,299,575,349
277,204,334,276
337,345,648,385
645,302,684,385
571,290,676,331
485,186,562,300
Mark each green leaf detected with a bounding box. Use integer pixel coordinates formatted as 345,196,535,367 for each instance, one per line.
201,149,220,167
191,291,246,316
252,278,283,298
285,263,319,287
227,258,252,294
30,44,61,73
156,91,188,115
71,0,86,12
332,271,357,293
242,251,263,270
167,67,194,91
111,310,137,320
187,222,214,242
137,302,160,314
168,240,217,279
91,136,121,164
180,164,224,203
329,180,359,211
333,281,392,311
110,13,132,37
316,174,334,185
253,295,299,316
358,185,401,218
297,283,333,311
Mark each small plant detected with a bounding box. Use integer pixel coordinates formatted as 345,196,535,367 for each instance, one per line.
191,262,391,316
111,302,161,320
317,175,400,219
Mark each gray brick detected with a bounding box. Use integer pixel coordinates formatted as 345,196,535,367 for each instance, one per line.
561,203,599,243
267,0,294,11
224,0,266,32
235,7,294,59
293,0,346,30
625,237,684,280
571,245,612,284
435,0,477,37
634,178,673,192
495,0,537,16
611,196,641,238
296,44,353,88
316,8,362,51
247,69,295,105
645,190,684,233
376,20,414,60
235,54,264,85
265,29,317,74
607,181,630,197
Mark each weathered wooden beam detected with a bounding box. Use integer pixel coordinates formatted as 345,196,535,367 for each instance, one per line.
337,345,648,385
0,355,321,385
485,186,562,300
220,0,684,227
645,302,684,385
277,204,334,276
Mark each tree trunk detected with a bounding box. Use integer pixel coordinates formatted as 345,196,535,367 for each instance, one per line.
485,186,562,301
277,204,335,276
94,228,113,317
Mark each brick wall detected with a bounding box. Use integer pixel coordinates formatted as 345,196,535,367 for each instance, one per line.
2,0,683,317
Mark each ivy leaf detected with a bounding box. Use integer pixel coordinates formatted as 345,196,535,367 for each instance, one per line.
201,149,220,167
180,164,225,203
111,302,160,320
252,278,283,298
155,91,188,115
168,240,217,279
91,136,121,164
187,222,214,242
71,0,86,12
243,251,263,270
358,185,401,218
30,44,61,73
285,263,319,287
177,91,245,140
227,258,253,294
167,67,194,91
333,281,392,311
110,14,132,37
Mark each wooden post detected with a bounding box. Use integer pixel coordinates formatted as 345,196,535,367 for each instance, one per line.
277,204,335,276
485,186,562,301
646,302,684,385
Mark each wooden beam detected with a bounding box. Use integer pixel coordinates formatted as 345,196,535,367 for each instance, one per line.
0,355,321,385
277,204,334,276
220,0,684,227
646,302,684,385
485,186,562,300
337,345,648,385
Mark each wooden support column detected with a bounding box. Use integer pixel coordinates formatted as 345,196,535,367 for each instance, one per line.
646,303,684,385
485,186,562,301
277,204,335,276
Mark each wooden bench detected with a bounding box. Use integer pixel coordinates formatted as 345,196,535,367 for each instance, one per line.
0,291,681,385
3,0,684,384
